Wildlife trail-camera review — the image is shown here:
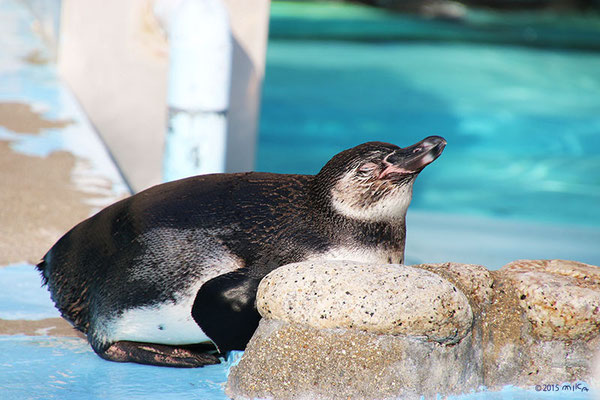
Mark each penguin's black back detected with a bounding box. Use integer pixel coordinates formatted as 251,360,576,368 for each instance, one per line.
38,172,329,333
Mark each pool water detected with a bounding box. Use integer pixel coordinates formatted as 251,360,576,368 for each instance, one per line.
256,2,600,270
257,39,600,228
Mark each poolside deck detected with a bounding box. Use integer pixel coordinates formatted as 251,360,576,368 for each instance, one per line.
0,0,128,323
0,2,240,398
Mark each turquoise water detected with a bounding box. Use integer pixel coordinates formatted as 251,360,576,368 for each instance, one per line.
0,335,232,400
257,38,600,228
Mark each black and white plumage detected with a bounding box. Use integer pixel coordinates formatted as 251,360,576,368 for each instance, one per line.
37,136,446,367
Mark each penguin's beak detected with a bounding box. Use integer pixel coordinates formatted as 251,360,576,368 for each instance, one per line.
379,136,446,178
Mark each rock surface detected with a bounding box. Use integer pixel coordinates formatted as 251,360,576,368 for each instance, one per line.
226,319,482,400
502,259,600,341
227,260,600,400
256,261,473,343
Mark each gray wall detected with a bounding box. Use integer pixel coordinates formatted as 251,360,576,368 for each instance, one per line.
57,0,270,192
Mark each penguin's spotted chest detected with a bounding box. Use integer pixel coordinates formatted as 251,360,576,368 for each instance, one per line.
37,136,446,367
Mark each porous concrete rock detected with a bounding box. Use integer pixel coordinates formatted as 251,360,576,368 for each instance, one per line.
413,262,493,310
226,319,483,400
256,261,473,343
228,259,600,400
593,349,600,391
501,259,600,341
480,259,600,388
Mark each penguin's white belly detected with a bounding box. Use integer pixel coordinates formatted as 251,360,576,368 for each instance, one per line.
311,246,403,265
110,294,211,345
105,247,244,345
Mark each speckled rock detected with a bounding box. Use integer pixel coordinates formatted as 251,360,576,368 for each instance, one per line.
593,350,600,391
257,261,473,343
501,259,600,340
226,319,483,400
413,262,493,310
480,259,600,388
227,259,600,400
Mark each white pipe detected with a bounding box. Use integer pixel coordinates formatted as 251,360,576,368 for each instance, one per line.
155,0,232,182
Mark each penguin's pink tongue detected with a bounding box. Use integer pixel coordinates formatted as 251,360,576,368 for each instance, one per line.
378,165,413,179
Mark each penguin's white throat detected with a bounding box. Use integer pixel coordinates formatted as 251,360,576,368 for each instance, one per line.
329,172,414,223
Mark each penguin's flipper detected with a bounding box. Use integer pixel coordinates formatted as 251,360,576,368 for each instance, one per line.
98,341,221,368
192,270,262,352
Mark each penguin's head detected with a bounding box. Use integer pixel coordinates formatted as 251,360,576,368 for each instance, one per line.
313,136,446,222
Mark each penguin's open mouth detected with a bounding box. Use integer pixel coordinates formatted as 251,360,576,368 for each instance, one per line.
378,136,446,179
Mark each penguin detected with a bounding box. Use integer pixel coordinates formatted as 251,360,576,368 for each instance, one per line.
37,136,446,367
